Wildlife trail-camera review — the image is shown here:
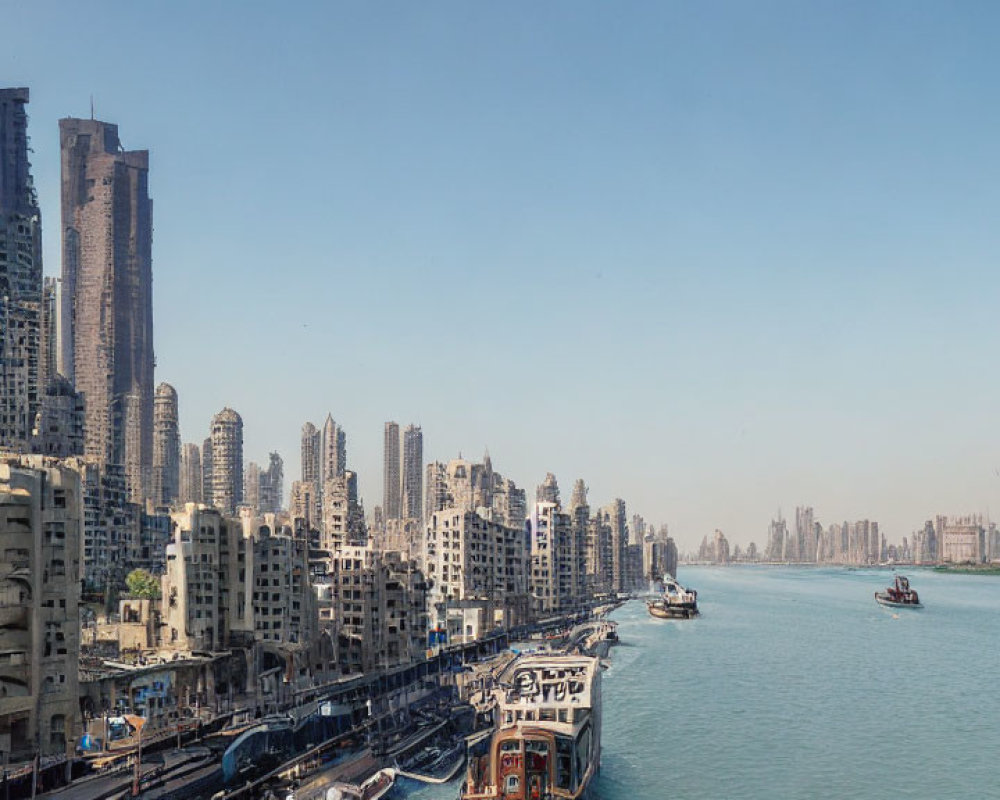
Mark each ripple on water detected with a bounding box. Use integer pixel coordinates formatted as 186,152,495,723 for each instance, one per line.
407,567,1000,800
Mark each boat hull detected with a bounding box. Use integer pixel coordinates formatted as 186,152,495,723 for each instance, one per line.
875,593,922,609
647,603,698,619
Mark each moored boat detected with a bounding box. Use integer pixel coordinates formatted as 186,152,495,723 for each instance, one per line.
461,654,601,800
875,575,922,608
324,767,397,800
647,577,698,619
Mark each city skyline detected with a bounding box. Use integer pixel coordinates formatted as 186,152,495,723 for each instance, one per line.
6,3,1000,548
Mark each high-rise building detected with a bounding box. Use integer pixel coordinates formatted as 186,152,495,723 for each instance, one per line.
201,436,213,505
536,472,560,506
29,375,84,457
0,88,43,450
321,414,345,483
568,479,591,591
601,498,628,594
289,479,320,529
39,276,58,396
383,421,401,520
321,470,364,551
402,424,422,521
60,117,153,502
152,382,180,506
210,407,243,515
244,461,261,512
300,421,321,487
259,451,283,513
529,500,582,614
179,442,202,505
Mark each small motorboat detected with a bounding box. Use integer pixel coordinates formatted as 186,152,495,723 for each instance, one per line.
875,575,922,608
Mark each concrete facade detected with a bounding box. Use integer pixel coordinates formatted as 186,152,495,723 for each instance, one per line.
0,88,43,452
289,479,320,530
209,407,243,515
321,470,364,550
528,501,583,615
0,456,82,762
423,508,529,625
152,382,179,507
59,117,154,504
161,504,249,653
29,375,84,458
259,451,283,514
383,421,401,520
179,442,202,505
402,424,423,523
321,414,345,484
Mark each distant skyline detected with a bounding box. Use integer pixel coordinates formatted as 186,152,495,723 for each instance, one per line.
6,1,1000,549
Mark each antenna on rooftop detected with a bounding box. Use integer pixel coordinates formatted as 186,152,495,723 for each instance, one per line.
90,95,94,120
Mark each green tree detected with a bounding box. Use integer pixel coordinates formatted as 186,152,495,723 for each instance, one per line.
125,568,160,600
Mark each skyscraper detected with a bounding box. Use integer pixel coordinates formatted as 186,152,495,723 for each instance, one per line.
179,442,202,505
321,413,345,484
259,451,283,513
301,421,321,486
0,88,43,450
39,276,58,394
402,424,423,522
60,116,153,502
383,421,401,520
244,461,261,512
210,407,243,514
201,436,213,505
152,382,179,506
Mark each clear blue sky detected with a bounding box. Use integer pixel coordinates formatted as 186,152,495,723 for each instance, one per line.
6,1,1000,550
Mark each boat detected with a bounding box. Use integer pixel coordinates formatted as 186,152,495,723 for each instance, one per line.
460,654,601,800
395,740,466,784
647,577,698,619
875,575,922,608
324,767,397,800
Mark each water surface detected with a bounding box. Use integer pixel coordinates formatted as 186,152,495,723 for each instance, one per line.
408,566,1000,800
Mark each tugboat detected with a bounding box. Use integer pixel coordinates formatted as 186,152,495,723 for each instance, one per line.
875,575,922,609
647,577,698,619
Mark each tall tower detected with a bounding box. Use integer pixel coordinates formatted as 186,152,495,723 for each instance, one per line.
179,441,202,505
59,116,153,502
152,382,179,506
259,451,283,513
0,88,43,450
383,421,401,520
39,276,58,394
300,421,321,486
321,413,345,484
201,436,213,505
210,407,243,515
402,424,423,522
244,461,261,512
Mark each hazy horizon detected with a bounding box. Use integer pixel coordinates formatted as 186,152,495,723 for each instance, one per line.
6,1,1000,550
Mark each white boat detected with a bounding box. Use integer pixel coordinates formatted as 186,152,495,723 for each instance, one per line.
325,767,397,800
647,577,698,619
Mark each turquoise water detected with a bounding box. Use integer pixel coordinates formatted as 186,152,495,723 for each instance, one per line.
404,566,1000,800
